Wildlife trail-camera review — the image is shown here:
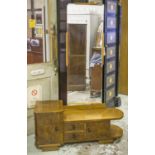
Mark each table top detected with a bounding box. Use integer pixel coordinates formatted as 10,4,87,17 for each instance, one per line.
34,100,63,113
34,101,124,122
64,104,124,122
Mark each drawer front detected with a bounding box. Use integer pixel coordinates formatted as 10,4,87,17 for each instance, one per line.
106,46,116,59
64,132,84,143
107,1,117,14
106,60,115,74
106,74,115,88
106,31,116,44
64,122,84,131
107,17,116,29
86,121,110,140
106,87,115,101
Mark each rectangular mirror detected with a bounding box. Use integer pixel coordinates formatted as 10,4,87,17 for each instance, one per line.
66,4,104,105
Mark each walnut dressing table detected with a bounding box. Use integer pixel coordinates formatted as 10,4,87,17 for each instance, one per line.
34,100,123,151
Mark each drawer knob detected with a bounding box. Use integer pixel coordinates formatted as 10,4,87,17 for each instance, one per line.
87,128,91,132
55,126,58,132
72,134,76,139
72,125,76,130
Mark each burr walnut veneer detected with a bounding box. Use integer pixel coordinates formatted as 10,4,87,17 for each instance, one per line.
34,100,123,151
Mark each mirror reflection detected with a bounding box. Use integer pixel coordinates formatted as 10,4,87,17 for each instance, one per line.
66,4,104,105
27,0,50,64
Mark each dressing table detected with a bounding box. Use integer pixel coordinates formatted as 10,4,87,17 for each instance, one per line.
34,100,123,151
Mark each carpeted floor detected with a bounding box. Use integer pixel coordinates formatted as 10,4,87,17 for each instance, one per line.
27,94,128,155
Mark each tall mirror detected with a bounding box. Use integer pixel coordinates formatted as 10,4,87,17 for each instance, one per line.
66,4,104,105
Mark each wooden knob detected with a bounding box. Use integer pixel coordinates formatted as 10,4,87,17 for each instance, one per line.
87,128,91,132
72,134,76,139
55,126,58,132
72,125,75,130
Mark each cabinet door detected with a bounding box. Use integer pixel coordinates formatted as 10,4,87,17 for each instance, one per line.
51,123,63,144
35,113,63,145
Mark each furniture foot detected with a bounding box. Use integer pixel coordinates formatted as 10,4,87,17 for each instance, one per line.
38,144,61,151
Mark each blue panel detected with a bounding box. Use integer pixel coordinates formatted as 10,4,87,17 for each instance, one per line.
106,60,116,74
105,86,116,102
107,17,116,29
106,46,116,59
107,0,117,15
106,31,116,44
106,73,115,88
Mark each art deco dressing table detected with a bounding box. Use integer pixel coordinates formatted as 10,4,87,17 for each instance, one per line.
34,100,123,151
34,0,123,151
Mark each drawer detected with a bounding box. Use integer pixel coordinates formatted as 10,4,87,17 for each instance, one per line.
106,46,116,59
64,132,84,143
106,31,116,44
106,60,115,74
106,87,115,101
106,74,115,88
64,122,84,131
107,1,117,14
107,17,116,29
86,121,110,140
